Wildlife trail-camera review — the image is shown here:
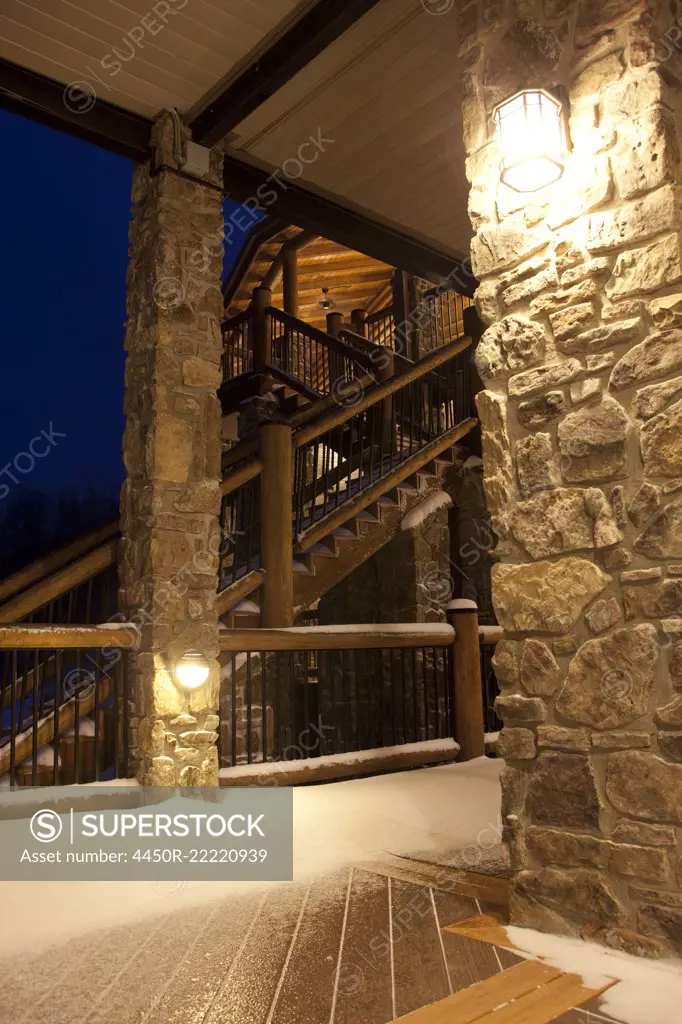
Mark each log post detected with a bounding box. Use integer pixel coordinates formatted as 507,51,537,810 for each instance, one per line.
351,308,368,338
447,598,485,761
252,285,272,388
282,246,298,318
376,345,395,452
259,422,294,627
326,311,344,338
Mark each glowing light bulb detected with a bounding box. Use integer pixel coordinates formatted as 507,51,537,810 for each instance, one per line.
493,89,566,194
174,650,210,690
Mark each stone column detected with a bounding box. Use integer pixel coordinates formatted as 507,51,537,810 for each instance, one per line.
120,112,224,786
457,0,682,956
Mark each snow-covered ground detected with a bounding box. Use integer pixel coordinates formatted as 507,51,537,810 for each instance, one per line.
0,756,503,956
507,926,682,1024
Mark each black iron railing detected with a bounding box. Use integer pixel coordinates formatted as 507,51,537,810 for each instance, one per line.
219,472,261,590
421,287,473,351
0,628,134,787
366,307,395,350
218,626,454,767
268,308,374,396
292,339,471,540
222,308,252,379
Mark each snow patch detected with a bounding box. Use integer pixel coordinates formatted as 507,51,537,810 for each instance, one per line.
218,738,459,779
506,925,682,1024
400,490,452,531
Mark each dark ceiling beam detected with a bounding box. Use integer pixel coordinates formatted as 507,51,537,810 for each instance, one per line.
190,0,383,146
223,155,475,292
0,59,151,162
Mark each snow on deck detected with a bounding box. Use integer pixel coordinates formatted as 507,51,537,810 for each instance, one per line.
0,756,502,956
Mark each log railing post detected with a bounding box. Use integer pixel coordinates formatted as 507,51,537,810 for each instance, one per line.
351,308,368,338
326,311,345,385
447,598,485,760
259,421,294,627
376,345,395,452
282,247,298,317
252,285,272,387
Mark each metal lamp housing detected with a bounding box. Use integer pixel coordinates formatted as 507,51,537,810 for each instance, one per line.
493,89,566,194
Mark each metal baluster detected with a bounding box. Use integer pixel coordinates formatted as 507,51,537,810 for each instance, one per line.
246,652,253,764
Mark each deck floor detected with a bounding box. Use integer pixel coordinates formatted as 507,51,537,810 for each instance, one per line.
0,860,626,1024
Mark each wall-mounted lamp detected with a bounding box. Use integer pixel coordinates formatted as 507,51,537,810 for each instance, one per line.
174,650,210,691
493,89,566,193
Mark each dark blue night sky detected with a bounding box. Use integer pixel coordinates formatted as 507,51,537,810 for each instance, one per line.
0,108,244,507
1,109,131,500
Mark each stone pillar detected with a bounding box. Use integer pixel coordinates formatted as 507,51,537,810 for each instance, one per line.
458,0,682,956
120,112,224,786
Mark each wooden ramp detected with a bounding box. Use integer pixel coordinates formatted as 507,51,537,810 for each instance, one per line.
395,956,616,1023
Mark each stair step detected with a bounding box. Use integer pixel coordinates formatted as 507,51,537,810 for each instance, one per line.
331,526,357,538
293,560,313,575
307,542,338,558
377,494,399,507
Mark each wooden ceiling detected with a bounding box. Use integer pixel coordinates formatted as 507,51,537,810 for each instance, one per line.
226,226,395,329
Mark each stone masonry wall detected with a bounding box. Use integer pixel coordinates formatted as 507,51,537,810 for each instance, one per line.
457,0,682,955
120,113,224,785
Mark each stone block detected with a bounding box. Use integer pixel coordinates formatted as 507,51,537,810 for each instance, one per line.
635,498,682,559
656,695,682,728
517,390,566,428
658,732,682,762
610,329,682,391
640,398,682,478
634,376,682,420
519,639,562,696
492,558,610,633
501,268,558,309
560,257,611,288
650,293,682,331
152,413,193,484
620,568,662,583
606,751,682,824
585,597,622,635
475,390,515,515
606,234,682,300
623,579,682,619
573,318,643,352
498,728,537,760
557,395,629,483
510,487,621,559
572,52,625,101
614,107,680,200
527,752,601,830
550,303,599,344
491,639,519,688
508,360,583,399
612,820,676,847
537,725,590,752
530,279,599,316
475,315,547,382
591,731,652,750
516,867,626,926
638,903,682,955
627,483,661,527
587,185,680,254
471,223,548,277
515,433,557,496
555,624,659,731
570,378,602,404
495,694,548,724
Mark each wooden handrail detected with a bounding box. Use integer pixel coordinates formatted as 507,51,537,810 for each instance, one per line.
222,437,259,471
0,541,119,625
297,417,477,553
294,334,473,448
220,458,263,497
220,623,455,652
216,569,266,615
479,625,503,645
265,363,321,403
267,307,376,371
288,371,376,431
221,307,251,330
339,327,412,370
0,624,139,649
0,677,113,777
0,520,119,607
